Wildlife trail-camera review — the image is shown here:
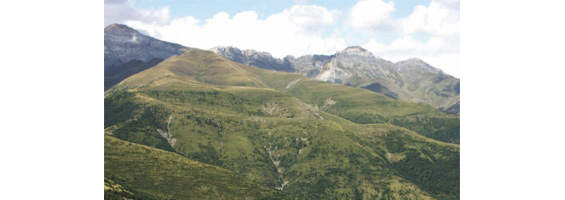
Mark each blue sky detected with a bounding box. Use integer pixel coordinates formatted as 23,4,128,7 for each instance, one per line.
105,0,459,77
130,0,431,22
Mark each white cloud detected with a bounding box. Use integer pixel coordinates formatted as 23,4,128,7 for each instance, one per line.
104,0,170,27
286,5,340,35
347,0,397,32
364,36,460,77
402,0,459,36
125,5,346,58
365,37,450,58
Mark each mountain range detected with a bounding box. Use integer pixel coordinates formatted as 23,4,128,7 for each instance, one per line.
104,24,460,199
212,46,460,114
104,24,459,114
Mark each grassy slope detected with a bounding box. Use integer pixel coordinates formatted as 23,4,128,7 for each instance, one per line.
111,49,459,143
246,58,460,144
105,49,460,199
105,135,291,200
279,79,460,143
358,72,460,112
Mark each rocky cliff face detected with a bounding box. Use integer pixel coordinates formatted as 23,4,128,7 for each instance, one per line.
104,23,189,68
212,46,460,114
210,46,294,72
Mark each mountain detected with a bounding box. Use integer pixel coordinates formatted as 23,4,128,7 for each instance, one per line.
104,23,189,90
105,49,459,199
104,23,189,68
211,46,460,114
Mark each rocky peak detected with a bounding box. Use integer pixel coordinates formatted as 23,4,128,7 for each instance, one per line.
104,23,139,34
104,24,188,68
342,46,368,52
210,46,294,72
399,58,425,64
210,46,242,56
337,46,374,58
211,46,275,59
396,58,443,74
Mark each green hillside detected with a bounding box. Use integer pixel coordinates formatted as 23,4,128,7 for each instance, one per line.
105,49,460,199
277,78,460,143
109,49,459,143
105,135,291,200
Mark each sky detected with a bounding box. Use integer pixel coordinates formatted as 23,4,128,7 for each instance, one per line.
104,0,460,77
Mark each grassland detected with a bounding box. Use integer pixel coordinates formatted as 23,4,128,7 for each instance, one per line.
105,135,292,200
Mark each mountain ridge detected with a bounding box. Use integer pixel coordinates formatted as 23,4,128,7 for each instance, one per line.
102,24,459,113
211,46,460,114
